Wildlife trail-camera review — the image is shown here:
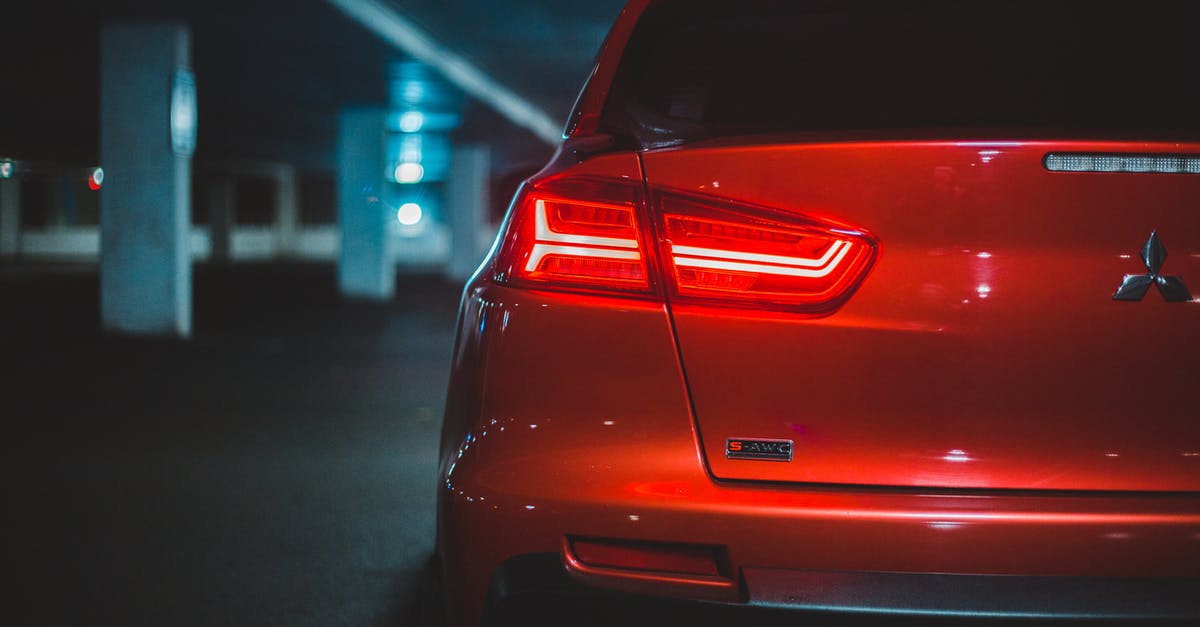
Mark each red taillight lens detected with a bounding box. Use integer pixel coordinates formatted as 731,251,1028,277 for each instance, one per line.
495,177,653,294
494,177,876,312
656,192,877,313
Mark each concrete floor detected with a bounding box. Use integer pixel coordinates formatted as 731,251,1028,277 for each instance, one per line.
1,263,457,626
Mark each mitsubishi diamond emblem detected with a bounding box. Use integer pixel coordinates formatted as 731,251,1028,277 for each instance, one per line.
1113,231,1193,302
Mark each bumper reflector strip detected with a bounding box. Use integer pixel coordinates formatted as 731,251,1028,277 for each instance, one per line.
571,538,722,577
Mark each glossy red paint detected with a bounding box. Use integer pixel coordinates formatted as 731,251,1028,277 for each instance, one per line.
439,284,1200,627
440,2,1200,624
562,0,653,139
642,138,1200,491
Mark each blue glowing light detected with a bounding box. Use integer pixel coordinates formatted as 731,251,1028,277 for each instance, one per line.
394,163,425,184
399,111,424,133
399,135,422,162
396,202,423,226
170,69,197,157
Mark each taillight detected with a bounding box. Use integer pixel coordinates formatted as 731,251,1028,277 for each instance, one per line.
655,192,877,313
494,176,877,313
494,177,654,294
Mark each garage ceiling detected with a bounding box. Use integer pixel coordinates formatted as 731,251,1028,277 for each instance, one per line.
0,0,626,170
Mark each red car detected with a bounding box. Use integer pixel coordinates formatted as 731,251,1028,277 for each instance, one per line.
437,1,1200,625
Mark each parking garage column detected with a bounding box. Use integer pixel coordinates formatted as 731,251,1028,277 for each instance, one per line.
99,22,194,337
47,170,75,228
0,177,19,256
275,165,299,257
447,145,491,281
208,176,234,263
337,108,393,300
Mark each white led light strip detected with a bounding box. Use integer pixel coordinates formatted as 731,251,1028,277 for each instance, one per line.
1045,153,1200,174
525,200,641,273
673,240,852,278
526,245,641,271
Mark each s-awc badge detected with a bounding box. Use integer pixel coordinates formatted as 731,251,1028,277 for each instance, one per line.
726,438,793,462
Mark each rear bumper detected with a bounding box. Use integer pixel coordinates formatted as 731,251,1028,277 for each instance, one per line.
743,567,1200,621
443,471,1200,627
438,283,1200,626
486,554,1200,626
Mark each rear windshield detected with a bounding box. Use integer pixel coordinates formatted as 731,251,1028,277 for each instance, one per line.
602,0,1200,146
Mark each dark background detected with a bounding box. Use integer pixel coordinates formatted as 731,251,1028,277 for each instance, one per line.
1,1,623,624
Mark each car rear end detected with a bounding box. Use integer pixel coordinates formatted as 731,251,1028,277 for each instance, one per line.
437,1,1200,625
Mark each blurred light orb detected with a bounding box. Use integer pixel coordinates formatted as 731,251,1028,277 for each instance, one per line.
394,162,425,184
397,202,423,226
402,83,425,105
399,111,425,133
400,135,423,162
0,160,13,179
89,167,105,191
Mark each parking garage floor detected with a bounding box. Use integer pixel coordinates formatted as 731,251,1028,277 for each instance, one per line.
1,263,456,626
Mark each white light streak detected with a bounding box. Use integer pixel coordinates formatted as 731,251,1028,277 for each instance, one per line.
943,449,971,462
526,244,640,272
524,199,642,272
326,0,561,144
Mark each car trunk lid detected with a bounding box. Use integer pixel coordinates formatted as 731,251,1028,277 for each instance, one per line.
643,138,1200,491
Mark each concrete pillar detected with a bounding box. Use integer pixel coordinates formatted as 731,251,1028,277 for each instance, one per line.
337,109,393,300
447,145,491,281
64,172,78,226
47,170,75,227
99,23,193,337
0,179,19,256
275,165,299,257
208,176,234,263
